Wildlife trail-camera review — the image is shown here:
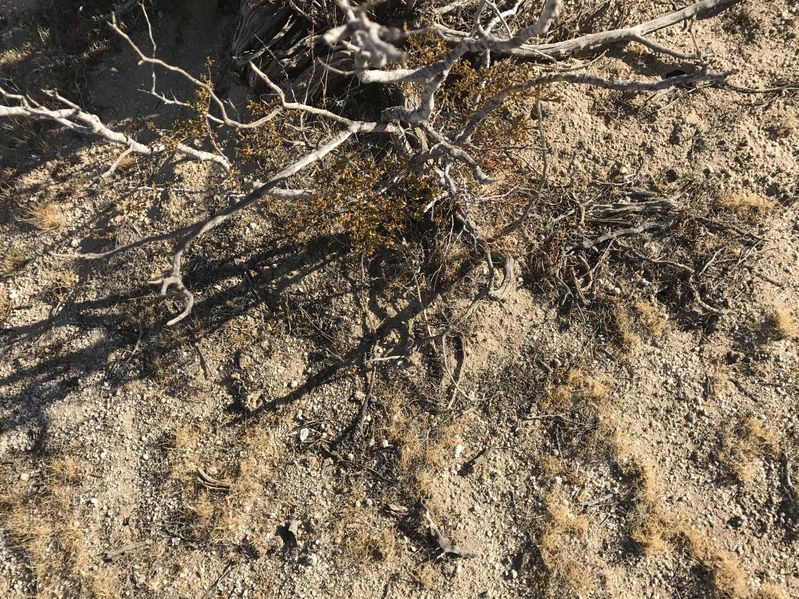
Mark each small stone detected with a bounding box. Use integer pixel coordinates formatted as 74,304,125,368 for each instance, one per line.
89,497,98,507
365,498,373,507
19,473,30,482
289,380,299,389
298,428,310,443
302,553,318,567
454,444,464,458
380,439,390,448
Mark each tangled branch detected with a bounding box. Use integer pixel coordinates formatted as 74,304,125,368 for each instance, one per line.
0,0,752,325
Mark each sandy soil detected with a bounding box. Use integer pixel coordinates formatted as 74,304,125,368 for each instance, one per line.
1,1,798,598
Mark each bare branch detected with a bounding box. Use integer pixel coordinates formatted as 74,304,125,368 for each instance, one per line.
439,0,743,60
158,129,355,325
0,87,230,169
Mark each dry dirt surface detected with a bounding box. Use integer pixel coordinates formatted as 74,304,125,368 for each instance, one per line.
1,1,798,598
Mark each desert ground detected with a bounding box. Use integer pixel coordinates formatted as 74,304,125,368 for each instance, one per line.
1,1,798,598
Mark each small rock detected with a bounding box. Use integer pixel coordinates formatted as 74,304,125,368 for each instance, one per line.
89,497,98,507
132,571,144,588
19,472,30,482
298,428,310,443
380,439,390,448
302,553,318,567
289,380,299,389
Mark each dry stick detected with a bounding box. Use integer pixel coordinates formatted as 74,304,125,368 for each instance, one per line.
418,123,493,184
578,221,663,250
497,99,548,237
439,0,743,60
57,191,318,260
328,0,560,125
723,82,799,94
442,332,471,408
622,244,721,313
108,13,276,130
199,562,234,599
248,61,402,135
0,89,230,170
424,509,475,558
137,2,190,111
157,129,355,325
485,251,515,300
458,69,730,145
72,116,388,326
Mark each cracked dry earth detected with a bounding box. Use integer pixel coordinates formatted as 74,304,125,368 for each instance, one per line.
1,0,799,598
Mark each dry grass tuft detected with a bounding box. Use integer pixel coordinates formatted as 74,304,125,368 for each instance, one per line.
620,455,660,504
754,583,790,599
566,368,610,404
634,299,668,337
0,286,10,324
414,561,441,589
629,506,669,556
616,452,669,555
768,300,798,339
719,415,781,485
1,243,28,278
716,192,778,214
537,493,597,597
544,496,589,538
0,464,93,597
562,558,596,595
613,303,640,348
673,526,748,598
336,507,398,569
21,201,66,231
424,412,475,467
46,455,84,485
766,113,797,139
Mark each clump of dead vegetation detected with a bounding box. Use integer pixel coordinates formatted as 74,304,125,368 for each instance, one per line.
20,201,65,232
0,0,759,329
0,455,116,597
767,300,799,340
718,415,781,485
1,0,794,597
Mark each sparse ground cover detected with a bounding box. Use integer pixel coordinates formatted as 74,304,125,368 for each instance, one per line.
1,1,798,597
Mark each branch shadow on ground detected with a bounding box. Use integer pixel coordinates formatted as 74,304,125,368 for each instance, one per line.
0,227,465,454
